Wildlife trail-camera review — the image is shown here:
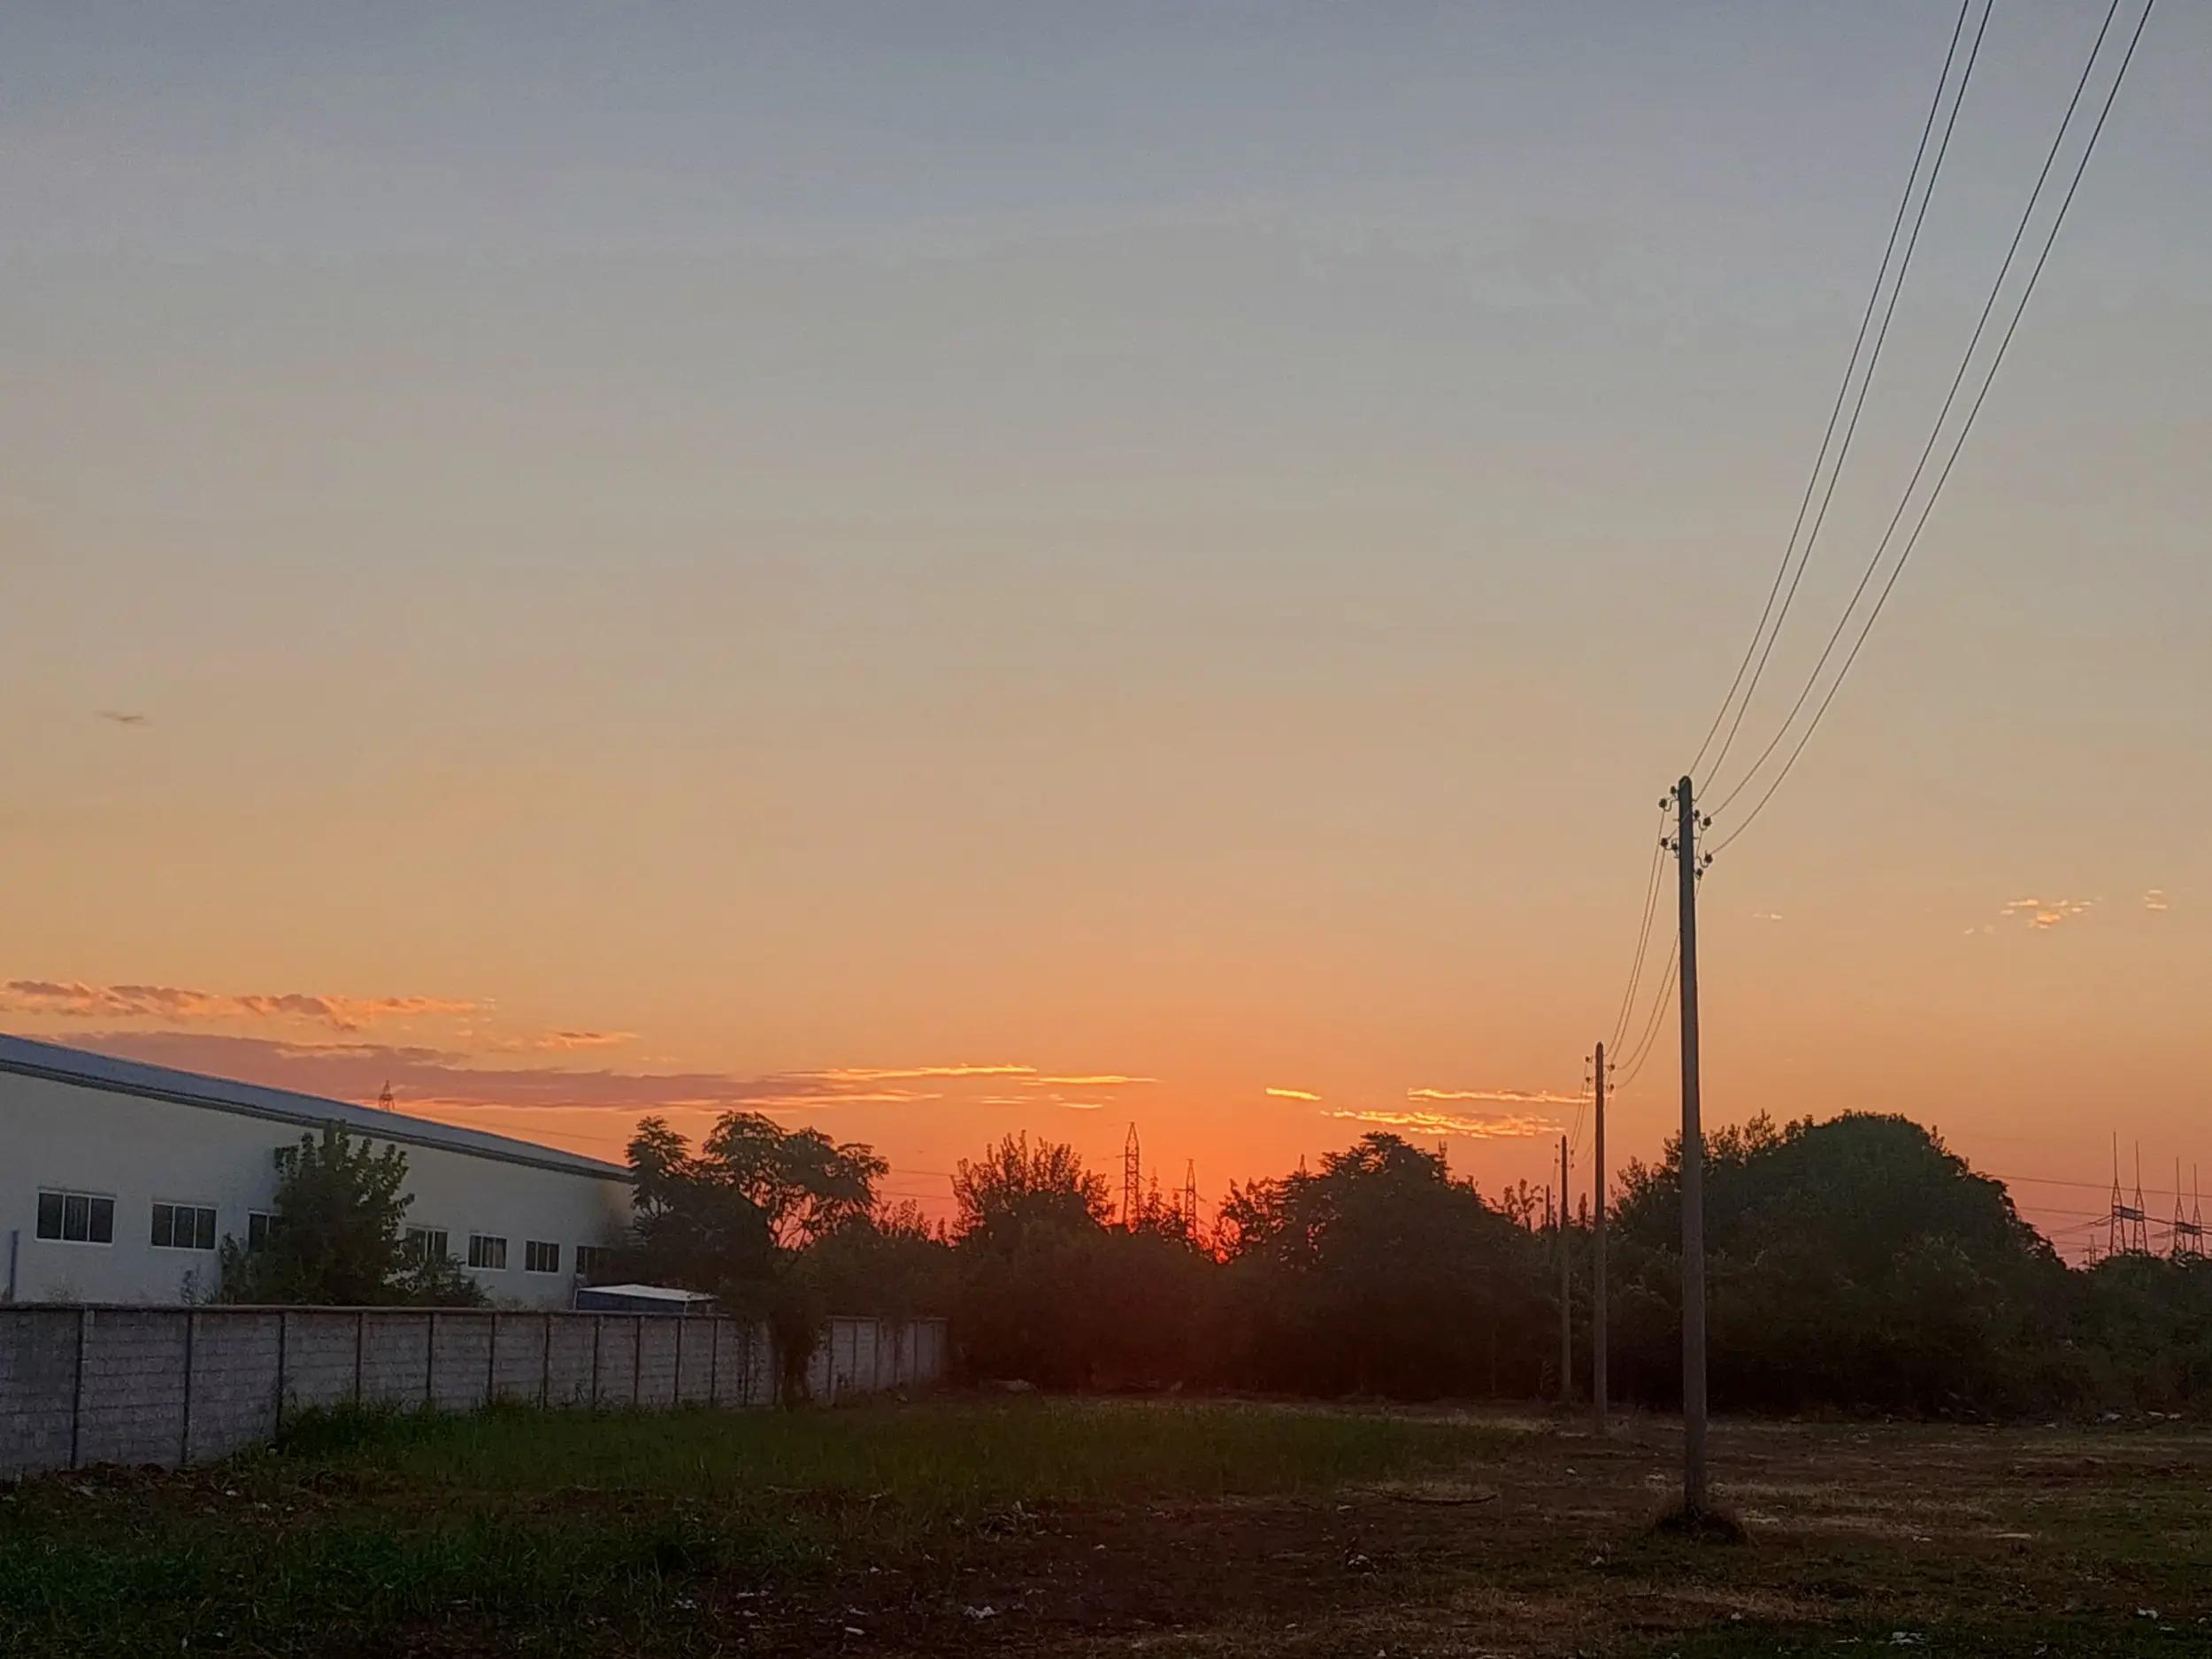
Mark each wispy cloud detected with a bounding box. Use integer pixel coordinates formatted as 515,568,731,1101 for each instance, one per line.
1751,910,1783,923
2144,889,2171,913
1030,1074,1154,1087
1266,1087,1321,1102
48,1031,1115,1130
64,1031,887,1121
1059,1102,1106,1111
819,1064,1036,1081
1408,1087,1584,1107
1999,897,2093,931
487,1029,638,1053
1325,1108,1561,1141
95,710,150,727
0,979,480,1032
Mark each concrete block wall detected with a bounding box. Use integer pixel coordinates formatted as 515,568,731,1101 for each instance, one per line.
361,1314,433,1408
187,1312,283,1463
546,1314,595,1407
0,1310,79,1477
0,1307,948,1479
77,1309,190,1469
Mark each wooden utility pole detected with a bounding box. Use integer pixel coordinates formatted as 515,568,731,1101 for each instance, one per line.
1674,775,1709,1511
1557,1141,1575,1407
1592,1040,1608,1433
1558,1134,1572,1407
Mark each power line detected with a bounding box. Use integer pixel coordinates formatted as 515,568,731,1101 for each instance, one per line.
1688,0,1988,785
1607,822,1668,1055
1610,941,1680,1094
1710,0,2157,854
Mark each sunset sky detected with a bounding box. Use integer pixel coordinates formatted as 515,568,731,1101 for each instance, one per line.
4,4,2207,1257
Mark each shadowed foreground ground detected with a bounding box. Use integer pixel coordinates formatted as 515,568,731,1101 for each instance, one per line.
3,1396,2206,1655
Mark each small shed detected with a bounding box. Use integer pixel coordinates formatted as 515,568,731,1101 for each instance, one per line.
572,1282,718,1317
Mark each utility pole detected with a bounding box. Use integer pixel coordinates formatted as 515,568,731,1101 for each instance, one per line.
1558,1134,1572,1408
1592,1040,1608,1433
1670,775,1711,1513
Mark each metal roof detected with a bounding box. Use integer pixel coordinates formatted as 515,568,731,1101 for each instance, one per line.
574,1283,715,1302
0,1032,632,1183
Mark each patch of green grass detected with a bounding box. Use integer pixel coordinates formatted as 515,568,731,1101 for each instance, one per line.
0,1398,1509,1655
282,1395,1496,1502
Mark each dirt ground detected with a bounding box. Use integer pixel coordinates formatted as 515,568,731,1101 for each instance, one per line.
718,1410,2212,1657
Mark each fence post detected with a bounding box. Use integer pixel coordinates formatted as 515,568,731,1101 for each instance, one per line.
275,1310,289,1434
180,1309,196,1466
632,1315,643,1406
708,1317,720,1407
426,1310,437,1409
673,1315,685,1409
484,1311,497,1407
589,1317,601,1408
69,1307,87,1471
354,1310,365,1405
541,1314,552,1409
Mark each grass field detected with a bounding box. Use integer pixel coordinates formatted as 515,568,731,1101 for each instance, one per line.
3,1396,2208,1656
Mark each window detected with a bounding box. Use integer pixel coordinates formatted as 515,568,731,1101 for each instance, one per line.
574,1244,614,1283
247,1210,284,1253
466,1233,508,1271
35,1188,115,1245
151,1202,219,1251
524,1240,560,1274
404,1226,450,1263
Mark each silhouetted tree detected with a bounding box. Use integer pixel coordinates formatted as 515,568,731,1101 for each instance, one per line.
1219,1133,1546,1398
1609,1112,2071,1414
951,1133,1112,1249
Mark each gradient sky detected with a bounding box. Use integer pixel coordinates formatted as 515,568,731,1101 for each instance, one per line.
4,4,2207,1255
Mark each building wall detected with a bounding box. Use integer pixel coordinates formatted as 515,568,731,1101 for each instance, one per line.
1,1069,632,1307
0,1308,951,1479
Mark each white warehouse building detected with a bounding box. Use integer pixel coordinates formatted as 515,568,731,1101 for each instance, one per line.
1,1033,634,1307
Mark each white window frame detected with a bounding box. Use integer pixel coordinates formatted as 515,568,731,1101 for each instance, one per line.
247,1210,283,1252
523,1240,560,1274
35,1187,117,1247
467,1233,508,1271
404,1225,451,1263
150,1200,219,1252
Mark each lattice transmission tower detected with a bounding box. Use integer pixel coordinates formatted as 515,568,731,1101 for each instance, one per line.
1123,1123,1141,1231
2173,1160,2204,1262
2108,1136,2149,1257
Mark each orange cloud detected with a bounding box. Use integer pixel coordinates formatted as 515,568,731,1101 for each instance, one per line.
1266,1087,1321,1102
820,1064,1037,1081
1408,1087,1584,1107
1031,1074,1154,1087
0,979,479,1031
2000,897,2093,931
535,1029,637,1050
2144,889,2171,913
1326,1108,1561,1141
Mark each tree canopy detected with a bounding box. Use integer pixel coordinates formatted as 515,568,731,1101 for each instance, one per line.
218,1124,483,1306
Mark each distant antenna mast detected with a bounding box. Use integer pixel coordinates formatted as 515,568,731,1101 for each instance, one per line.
376,1080,396,1112
1183,1159,1198,1233
1124,1123,1141,1231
